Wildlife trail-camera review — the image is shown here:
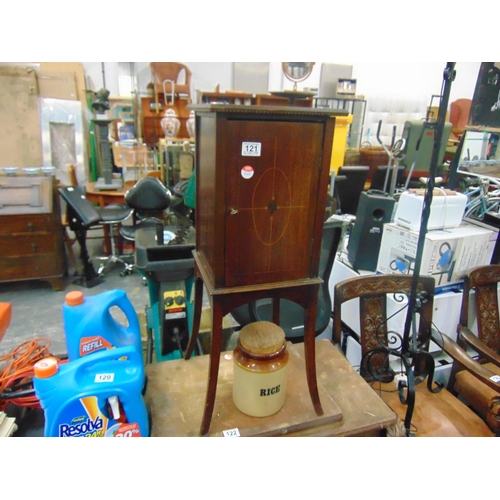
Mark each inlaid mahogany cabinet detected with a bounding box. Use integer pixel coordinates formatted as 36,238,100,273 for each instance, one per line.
184,104,348,435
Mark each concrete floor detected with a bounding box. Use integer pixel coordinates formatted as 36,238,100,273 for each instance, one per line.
0,235,155,359
0,226,235,436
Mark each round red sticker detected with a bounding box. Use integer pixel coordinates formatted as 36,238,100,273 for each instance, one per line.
241,165,254,179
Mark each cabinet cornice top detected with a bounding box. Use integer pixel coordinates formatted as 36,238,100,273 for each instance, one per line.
188,104,349,118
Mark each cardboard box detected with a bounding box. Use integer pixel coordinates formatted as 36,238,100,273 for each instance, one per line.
0,65,43,168
36,71,78,100
37,62,87,107
463,217,500,265
394,189,467,231
376,223,494,293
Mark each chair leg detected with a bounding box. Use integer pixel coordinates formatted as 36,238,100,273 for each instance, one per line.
94,223,134,276
74,228,102,288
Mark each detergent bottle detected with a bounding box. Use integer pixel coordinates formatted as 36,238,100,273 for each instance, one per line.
63,289,142,361
33,345,149,437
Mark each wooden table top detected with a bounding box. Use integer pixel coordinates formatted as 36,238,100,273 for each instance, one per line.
85,180,136,197
84,180,136,207
145,339,398,437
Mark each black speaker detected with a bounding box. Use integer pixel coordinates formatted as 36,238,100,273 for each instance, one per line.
347,190,395,271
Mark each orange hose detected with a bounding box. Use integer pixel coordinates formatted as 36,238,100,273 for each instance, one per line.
0,338,67,411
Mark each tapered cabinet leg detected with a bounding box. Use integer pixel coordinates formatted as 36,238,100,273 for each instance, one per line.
199,301,224,436
304,295,323,416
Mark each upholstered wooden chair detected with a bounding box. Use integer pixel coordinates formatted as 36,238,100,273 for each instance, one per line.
333,274,495,436
442,264,500,434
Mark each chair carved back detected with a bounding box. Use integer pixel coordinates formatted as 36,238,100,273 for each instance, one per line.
333,274,435,378
460,265,500,355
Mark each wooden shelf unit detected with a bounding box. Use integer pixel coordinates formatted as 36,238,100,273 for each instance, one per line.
197,91,314,108
141,95,191,148
255,93,313,108
199,91,254,105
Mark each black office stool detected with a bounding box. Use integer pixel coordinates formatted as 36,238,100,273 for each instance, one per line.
94,204,134,277
58,186,132,286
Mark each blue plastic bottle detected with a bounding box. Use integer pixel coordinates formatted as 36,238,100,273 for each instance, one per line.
33,346,149,437
63,289,142,361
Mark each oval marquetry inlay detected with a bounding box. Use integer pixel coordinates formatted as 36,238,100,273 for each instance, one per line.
252,167,291,246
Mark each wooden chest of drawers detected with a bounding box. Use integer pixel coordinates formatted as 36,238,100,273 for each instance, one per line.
0,177,66,290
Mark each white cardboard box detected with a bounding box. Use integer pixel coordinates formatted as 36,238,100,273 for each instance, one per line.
394,190,467,231
376,223,494,293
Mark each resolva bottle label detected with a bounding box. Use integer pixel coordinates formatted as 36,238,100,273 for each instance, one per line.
56,396,142,437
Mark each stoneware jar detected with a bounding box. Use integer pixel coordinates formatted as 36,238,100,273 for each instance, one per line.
232,321,289,417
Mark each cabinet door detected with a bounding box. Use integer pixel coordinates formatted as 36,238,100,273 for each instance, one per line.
224,119,324,287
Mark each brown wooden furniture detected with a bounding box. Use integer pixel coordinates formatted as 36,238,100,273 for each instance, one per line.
84,180,135,208
183,104,348,435
197,92,313,108
255,93,313,108
0,176,66,290
141,95,191,147
198,91,254,105
442,264,500,434
146,339,399,437
333,274,495,436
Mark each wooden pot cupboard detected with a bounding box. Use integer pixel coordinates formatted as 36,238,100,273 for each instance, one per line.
183,104,349,435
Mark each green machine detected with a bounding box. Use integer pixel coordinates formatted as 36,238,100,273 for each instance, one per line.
135,225,195,363
134,170,197,363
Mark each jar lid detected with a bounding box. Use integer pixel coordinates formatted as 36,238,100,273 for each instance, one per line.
238,321,285,355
